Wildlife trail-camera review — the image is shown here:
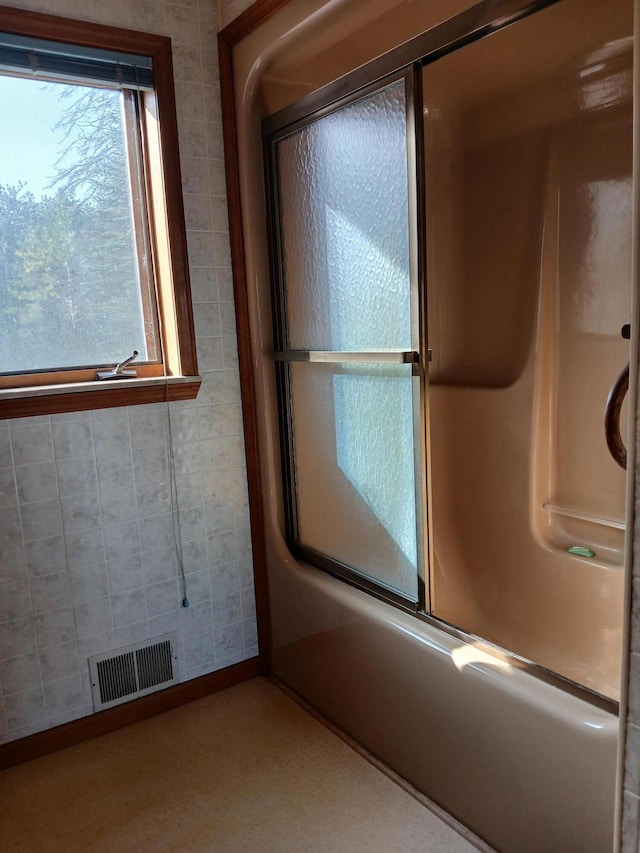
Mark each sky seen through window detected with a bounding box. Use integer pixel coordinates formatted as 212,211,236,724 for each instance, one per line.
0,75,82,199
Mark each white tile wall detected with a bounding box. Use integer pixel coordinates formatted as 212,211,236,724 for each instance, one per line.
0,0,258,743
219,0,253,29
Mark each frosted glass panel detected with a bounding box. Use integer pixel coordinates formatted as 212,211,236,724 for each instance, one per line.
277,81,411,351
289,362,419,600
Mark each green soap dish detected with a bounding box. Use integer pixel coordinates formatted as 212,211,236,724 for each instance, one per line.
568,546,596,558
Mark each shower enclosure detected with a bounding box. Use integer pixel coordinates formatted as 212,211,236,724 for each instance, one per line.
263,0,631,701
227,0,636,849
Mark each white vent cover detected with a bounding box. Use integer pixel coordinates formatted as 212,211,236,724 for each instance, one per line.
88,633,179,711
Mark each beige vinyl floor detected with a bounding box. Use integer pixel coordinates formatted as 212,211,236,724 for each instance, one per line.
0,677,486,852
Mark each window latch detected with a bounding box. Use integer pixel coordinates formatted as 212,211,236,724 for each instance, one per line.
96,350,139,380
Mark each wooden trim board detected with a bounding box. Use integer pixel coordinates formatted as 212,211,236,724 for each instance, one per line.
217,1,299,674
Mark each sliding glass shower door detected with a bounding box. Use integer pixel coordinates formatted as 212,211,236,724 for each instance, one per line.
264,71,427,607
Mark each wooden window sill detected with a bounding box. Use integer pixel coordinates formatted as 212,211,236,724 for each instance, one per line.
0,375,201,419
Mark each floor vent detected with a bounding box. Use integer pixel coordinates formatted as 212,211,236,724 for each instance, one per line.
88,633,179,711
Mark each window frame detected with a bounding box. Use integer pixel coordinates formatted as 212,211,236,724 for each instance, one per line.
0,4,200,418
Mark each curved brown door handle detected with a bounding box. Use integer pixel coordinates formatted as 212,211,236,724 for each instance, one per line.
605,362,629,470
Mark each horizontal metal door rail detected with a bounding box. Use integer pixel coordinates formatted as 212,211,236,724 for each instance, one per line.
274,350,419,364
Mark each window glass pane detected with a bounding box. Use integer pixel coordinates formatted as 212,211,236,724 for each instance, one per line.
277,80,411,351
0,74,150,373
290,361,419,600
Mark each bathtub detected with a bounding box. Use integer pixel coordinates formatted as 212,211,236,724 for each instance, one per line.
268,552,617,853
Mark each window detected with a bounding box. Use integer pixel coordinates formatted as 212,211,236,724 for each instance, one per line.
0,6,199,417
